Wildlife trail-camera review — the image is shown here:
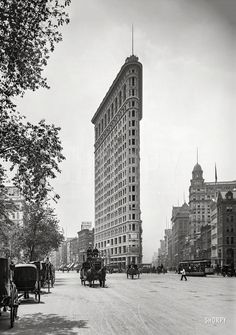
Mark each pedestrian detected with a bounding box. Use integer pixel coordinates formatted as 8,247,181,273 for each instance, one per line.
180,268,187,281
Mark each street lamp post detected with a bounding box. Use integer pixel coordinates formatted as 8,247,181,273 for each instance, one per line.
106,243,110,267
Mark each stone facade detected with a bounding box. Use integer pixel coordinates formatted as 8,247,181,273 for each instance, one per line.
91,55,143,267
217,191,236,268
77,228,94,265
171,203,190,267
188,162,236,259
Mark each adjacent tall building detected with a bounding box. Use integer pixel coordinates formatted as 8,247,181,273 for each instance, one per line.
91,55,143,267
189,162,236,259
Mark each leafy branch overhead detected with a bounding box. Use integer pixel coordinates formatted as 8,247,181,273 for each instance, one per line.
0,0,70,203
0,0,71,103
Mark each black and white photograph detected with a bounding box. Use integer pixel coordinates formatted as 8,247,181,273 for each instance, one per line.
0,0,235,334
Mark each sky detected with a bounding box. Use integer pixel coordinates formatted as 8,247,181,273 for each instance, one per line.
15,0,236,262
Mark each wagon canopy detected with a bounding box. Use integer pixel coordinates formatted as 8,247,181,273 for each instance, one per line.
13,264,37,291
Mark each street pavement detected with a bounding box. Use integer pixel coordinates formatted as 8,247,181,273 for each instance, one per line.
0,271,235,335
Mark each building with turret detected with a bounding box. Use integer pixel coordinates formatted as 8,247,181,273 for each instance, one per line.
188,162,236,259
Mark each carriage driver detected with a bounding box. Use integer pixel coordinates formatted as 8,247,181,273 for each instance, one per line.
92,247,99,258
87,245,93,259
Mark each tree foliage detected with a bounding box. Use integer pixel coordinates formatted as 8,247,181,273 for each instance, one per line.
0,0,71,257
19,203,64,261
1,118,65,203
0,0,71,105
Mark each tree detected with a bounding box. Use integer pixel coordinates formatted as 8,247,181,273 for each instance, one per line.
0,187,21,258
19,203,64,261
1,118,65,203
0,0,70,197
0,0,71,257
0,0,71,105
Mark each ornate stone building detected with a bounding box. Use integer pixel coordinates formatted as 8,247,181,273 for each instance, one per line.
217,191,236,268
91,55,143,267
188,162,236,259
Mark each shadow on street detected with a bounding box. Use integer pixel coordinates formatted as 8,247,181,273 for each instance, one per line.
1,313,88,334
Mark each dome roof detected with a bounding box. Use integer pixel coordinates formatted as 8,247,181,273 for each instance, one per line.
193,163,202,172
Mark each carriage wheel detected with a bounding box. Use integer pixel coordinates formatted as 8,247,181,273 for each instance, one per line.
13,307,18,322
35,290,41,303
10,306,14,328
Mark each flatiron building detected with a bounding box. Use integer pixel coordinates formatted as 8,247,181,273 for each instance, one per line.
91,55,143,267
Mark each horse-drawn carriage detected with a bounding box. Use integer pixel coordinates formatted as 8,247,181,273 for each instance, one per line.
127,264,140,279
39,261,55,292
80,257,106,288
0,258,18,328
13,264,41,302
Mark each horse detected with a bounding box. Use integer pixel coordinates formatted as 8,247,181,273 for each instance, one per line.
98,266,106,287
86,266,96,287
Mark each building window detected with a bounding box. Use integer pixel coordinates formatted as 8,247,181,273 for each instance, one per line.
226,237,229,245
105,114,107,127
123,84,126,101
119,91,122,107
231,237,234,244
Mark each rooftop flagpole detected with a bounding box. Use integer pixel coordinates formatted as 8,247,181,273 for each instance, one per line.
215,163,218,184
132,24,134,55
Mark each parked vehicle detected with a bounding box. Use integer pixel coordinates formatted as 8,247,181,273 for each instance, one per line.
40,262,55,292
222,265,235,277
127,264,140,279
58,264,68,272
178,260,210,276
106,265,124,273
0,258,18,328
140,263,152,273
13,264,41,302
